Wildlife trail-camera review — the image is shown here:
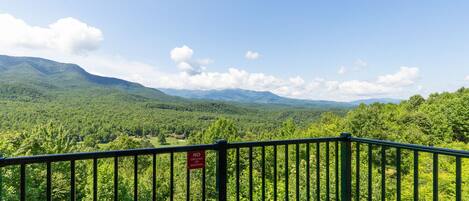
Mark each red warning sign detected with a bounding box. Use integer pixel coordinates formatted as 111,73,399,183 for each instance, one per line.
187,150,205,169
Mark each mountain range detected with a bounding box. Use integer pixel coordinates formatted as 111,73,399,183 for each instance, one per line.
160,88,401,107
0,55,400,107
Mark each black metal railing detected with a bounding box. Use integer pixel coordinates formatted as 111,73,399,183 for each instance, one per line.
349,135,468,201
0,133,467,201
226,136,342,201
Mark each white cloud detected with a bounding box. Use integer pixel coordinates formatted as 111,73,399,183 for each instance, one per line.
0,13,102,54
338,80,390,96
245,50,260,60
377,67,419,87
170,45,212,75
176,62,194,73
330,67,419,98
289,76,305,86
465,75,469,81
170,45,193,63
171,68,295,93
338,66,347,75
158,65,420,101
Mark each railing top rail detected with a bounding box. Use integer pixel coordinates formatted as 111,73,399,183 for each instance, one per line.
1,135,468,167
351,137,469,158
0,144,217,167
227,137,342,148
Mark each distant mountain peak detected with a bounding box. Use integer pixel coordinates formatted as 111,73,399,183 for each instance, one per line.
159,88,353,108
160,88,403,108
349,98,402,105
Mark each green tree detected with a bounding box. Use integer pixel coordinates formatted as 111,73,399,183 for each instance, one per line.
191,117,240,144
158,132,167,145
406,94,425,110
280,118,296,137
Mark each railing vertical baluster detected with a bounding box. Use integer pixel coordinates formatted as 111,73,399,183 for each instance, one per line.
285,144,289,201
335,141,339,201
381,147,386,201
326,141,330,201
296,143,300,201
306,143,310,201
455,156,461,201
262,145,266,201
0,155,2,201
316,142,320,201
114,156,118,201
356,142,360,201
413,151,419,201
249,146,253,201
47,162,52,201
368,144,372,201
340,133,352,201
433,153,438,201
274,145,278,201
71,160,75,201
134,155,138,201
114,156,119,201
186,167,190,201
170,152,174,201
20,164,25,201
152,154,156,201
93,159,97,201
396,148,401,201
202,167,206,201
236,147,240,201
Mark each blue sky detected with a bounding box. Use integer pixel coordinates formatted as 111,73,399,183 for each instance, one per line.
1,0,468,101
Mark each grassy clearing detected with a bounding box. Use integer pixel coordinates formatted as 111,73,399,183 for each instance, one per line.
149,136,188,147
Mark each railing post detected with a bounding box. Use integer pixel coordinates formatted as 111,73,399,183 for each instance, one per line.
0,154,3,201
340,132,352,201
216,140,228,201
